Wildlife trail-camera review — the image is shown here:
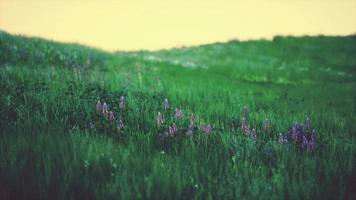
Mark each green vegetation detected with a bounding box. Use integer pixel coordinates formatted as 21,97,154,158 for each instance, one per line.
0,31,355,199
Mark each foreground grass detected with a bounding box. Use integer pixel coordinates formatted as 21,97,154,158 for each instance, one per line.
0,32,355,199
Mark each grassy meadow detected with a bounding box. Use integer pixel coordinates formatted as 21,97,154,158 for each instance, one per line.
0,31,355,199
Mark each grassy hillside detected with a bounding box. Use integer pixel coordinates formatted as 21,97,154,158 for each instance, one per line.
0,31,355,199
0,31,110,68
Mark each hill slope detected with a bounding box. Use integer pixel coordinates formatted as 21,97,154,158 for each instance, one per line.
0,31,355,199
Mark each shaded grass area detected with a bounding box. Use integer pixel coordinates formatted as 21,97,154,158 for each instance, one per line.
0,32,356,199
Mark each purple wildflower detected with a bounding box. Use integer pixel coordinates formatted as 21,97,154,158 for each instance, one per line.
175,108,183,119
163,98,170,111
108,111,115,122
96,100,102,113
119,96,126,110
172,123,179,134
285,123,317,152
102,102,108,115
201,124,212,135
291,124,300,141
168,126,174,136
243,106,248,118
302,136,308,149
307,136,316,152
117,120,124,131
251,128,257,142
157,112,163,128
241,116,249,135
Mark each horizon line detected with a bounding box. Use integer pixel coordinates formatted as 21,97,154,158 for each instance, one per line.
2,29,356,53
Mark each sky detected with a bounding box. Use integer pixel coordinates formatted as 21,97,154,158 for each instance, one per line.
0,0,355,51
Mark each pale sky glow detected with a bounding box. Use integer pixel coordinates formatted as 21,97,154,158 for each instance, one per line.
0,0,355,51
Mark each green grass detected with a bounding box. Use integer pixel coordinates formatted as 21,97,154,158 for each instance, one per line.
0,31,355,199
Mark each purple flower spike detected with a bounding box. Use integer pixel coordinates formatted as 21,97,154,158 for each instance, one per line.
243,106,248,118
241,116,249,135
302,136,308,149
108,111,115,122
163,98,170,111
172,123,179,134
96,100,102,113
307,137,316,152
168,126,174,136
117,120,124,131
102,102,108,115
284,123,317,152
157,112,164,128
251,128,257,142
119,96,126,110
175,108,183,119
291,125,298,141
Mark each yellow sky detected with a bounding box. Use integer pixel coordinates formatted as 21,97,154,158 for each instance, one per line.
0,0,355,51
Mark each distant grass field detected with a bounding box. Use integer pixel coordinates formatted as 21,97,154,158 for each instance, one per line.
0,31,355,199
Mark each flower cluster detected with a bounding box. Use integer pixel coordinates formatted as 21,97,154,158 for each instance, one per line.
158,98,212,140
97,100,109,116
241,106,249,135
95,97,317,153
95,99,125,132
280,118,317,152
240,106,257,141
108,111,115,121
